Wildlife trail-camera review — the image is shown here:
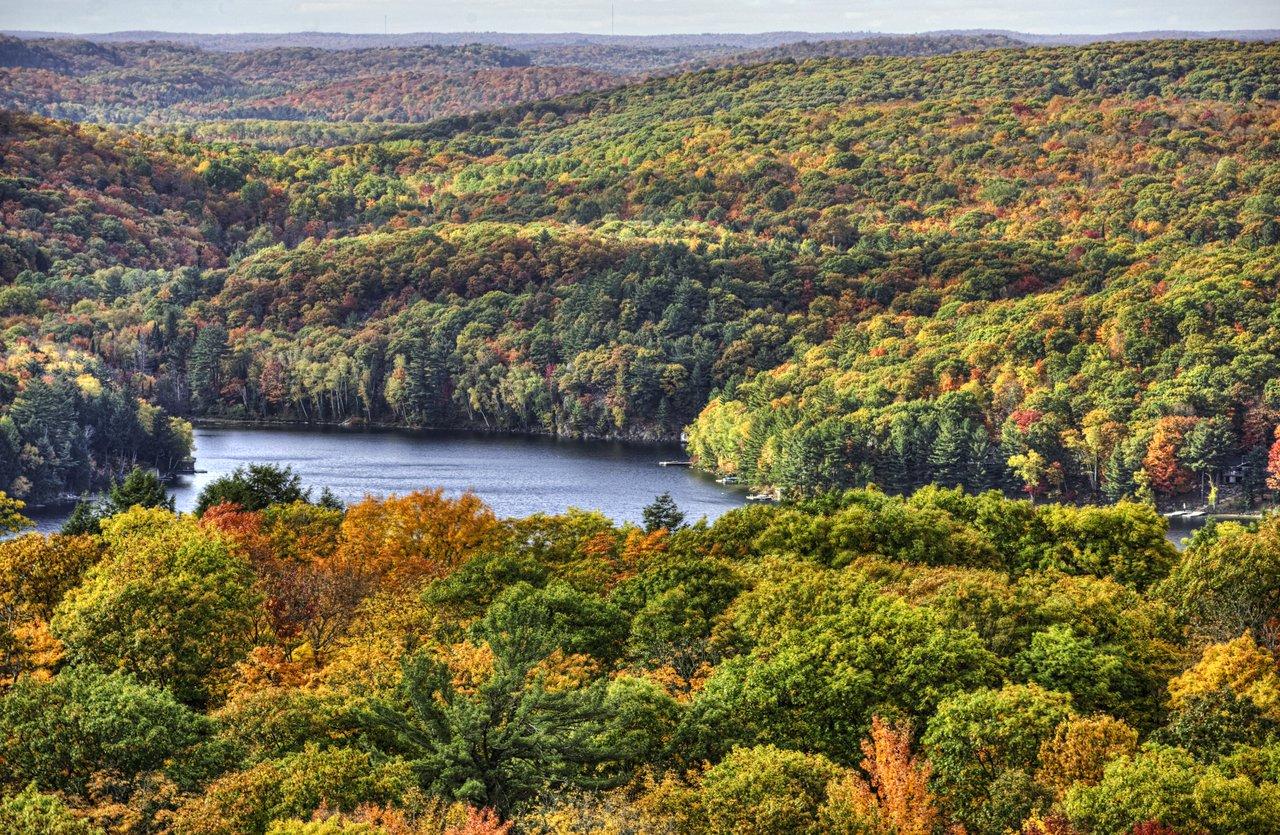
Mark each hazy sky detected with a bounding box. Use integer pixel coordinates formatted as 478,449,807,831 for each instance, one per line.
2,0,1277,36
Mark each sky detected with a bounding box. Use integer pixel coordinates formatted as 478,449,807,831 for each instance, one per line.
1,0,1277,36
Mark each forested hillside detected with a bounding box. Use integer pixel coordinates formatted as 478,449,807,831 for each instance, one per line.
3,476,1280,832
677,32,1025,70
6,32,1280,835
0,36,617,126
0,33,1025,129
2,40,1280,506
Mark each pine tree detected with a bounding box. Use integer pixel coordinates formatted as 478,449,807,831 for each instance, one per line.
186,323,228,412
60,498,101,536
968,426,994,492
642,492,685,533
1241,443,1268,508
929,415,971,488
884,411,928,495
107,468,175,514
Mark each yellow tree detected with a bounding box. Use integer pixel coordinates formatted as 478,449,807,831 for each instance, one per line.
1168,633,1280,719
1036,715,1139,798
0,491,31,536
0,533,101,684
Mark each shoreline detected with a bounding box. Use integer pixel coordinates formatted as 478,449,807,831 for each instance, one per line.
189,415,688,447
18,427,745,535
18,422,699,514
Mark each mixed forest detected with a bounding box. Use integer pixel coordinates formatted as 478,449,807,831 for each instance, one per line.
2,38,1280,506
4,472,1280,833
0,33,1023,132
3,27,1280,835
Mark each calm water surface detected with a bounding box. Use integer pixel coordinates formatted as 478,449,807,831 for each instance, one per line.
27,425,745,532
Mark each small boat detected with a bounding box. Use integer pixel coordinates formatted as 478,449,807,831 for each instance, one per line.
658,460,693,467
745,493,776,502
716,476,740,484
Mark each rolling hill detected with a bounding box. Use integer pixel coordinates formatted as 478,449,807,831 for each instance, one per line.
1,39,1279,505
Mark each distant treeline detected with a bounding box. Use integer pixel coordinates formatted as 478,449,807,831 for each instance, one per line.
0,32,1044,129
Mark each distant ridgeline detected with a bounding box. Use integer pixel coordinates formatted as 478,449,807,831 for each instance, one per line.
0,35,619,130
0,39,1279,504
0,32,1048,132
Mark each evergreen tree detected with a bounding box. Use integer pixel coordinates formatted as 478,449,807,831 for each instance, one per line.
929,414,972,488
1178,417,1235,500
186,324,228,412
107,468,174,514
884,410,928,495
369,584,628,819
194,463,309,516
968,426,995,492
316,487,345,511
642,492,685,533
60,498,101,537
1241,443,1269,508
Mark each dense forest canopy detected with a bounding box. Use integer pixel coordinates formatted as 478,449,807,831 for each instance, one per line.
0,35,621,127
673,32,1026,71
3,29,1280,834
0,32,1035,130
0,475,1279,832
4,39,1279,505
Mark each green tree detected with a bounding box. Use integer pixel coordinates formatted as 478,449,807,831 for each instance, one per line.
61,468,176,536
1063,745,1280,834
689,585,1000,762
1157,518,1280,648
51,508,260,705
701,745,846,835
187,323,229,412
195,464,309,516
923,683,1073,834
1179,417,1236,500
618,554,742,692
0,785,101,834
106,467,174,514
0,665,208,795
369,583,631,818
1155,687,1280,762
172,745,413,835
60,499,101,537
1014,625,1127,716
1030,501,1176,589
928,413,974,488
642,492,686,533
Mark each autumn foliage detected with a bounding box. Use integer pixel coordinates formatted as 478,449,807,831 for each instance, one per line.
1143,417,1198,496
2,33,1280,835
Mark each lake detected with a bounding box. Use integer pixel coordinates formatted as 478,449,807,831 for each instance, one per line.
24,425,746,533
